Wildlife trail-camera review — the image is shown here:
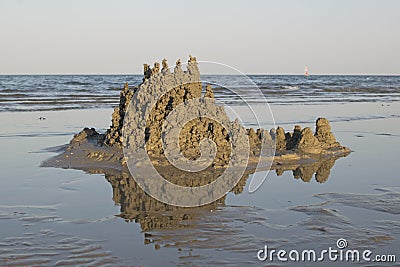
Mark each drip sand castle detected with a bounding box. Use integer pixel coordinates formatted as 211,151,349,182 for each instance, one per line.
43,56,351,194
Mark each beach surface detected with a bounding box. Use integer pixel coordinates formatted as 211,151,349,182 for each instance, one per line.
0,76,399,265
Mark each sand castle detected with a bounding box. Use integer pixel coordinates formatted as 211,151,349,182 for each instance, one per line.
43,55,350,184
103,56,346,159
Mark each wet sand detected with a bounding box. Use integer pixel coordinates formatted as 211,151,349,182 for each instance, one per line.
0,102,399,266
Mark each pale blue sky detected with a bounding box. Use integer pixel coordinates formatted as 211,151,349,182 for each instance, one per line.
0,0,399,74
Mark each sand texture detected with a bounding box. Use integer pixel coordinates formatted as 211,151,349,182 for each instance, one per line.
42,56,351,179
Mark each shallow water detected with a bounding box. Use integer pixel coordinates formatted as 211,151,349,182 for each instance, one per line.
1,75,399,111
0,101,399,266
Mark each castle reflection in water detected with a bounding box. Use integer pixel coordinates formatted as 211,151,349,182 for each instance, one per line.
98,155,345,237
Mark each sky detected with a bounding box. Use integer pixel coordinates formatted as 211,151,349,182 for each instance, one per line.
0,0,399,75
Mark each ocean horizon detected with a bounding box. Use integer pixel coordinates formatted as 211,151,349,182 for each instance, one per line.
1,74,399,112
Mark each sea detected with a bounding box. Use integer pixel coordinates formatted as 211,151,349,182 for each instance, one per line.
0,75,399,111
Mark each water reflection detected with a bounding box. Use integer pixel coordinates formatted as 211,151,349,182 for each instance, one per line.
275,157,339,183
94,154,348,236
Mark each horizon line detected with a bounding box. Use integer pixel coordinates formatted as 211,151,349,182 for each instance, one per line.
0,73,399,76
